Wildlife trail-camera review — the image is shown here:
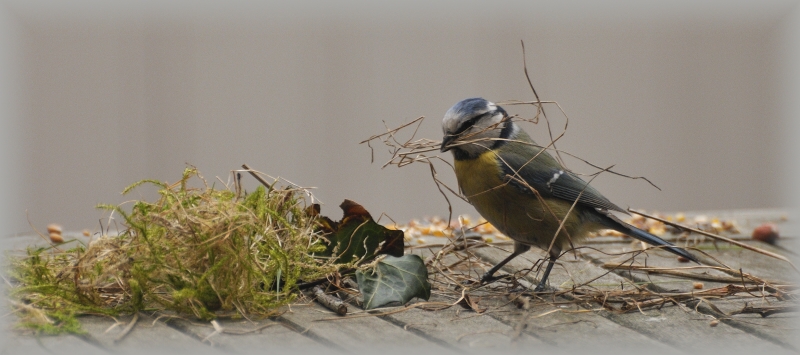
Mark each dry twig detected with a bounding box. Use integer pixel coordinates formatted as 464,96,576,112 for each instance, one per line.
629,209,799,273
312,286,348,316
730,304,798,318
601,262,786,285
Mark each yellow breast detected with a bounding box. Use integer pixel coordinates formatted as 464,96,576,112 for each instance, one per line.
454,151,505,200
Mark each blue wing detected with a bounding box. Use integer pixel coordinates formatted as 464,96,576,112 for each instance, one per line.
496,142,626,213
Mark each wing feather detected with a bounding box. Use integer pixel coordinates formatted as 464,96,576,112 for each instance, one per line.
497,142,626,213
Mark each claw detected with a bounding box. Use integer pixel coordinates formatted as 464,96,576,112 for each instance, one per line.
532,282,547,292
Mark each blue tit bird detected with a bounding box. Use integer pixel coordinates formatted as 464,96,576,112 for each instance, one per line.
440,97,698,291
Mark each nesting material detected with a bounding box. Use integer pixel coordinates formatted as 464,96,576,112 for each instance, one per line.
9,167,336,334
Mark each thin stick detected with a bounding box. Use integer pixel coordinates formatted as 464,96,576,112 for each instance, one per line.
359,116,425,145
601,262,783,284
730,304,798,318
629,209,799,274
312,286,348,316
241,164,274,191
521,40,564,167
26,210,63,251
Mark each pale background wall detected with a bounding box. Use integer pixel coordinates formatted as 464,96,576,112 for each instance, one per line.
0,0,799,236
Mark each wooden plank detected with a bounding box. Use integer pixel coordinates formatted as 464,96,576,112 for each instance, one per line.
422,244,677,353
350,247,550,351
2,209,795,352
578,239,797,351
679,233,797,350
415,240,677,352
277,301,449,352
1,332,108,355
77,313,221,354
409,243,662,350
165,316,324,353
474,244,789,353
474,291,679,353
379,294,546,350
0,283,108,354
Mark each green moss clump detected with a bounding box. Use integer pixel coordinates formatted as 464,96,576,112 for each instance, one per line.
8,167,335,334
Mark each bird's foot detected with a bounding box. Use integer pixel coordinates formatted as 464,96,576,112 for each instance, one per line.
503,282,550,294
532,281,550,293
478,272,510,285
507,285,529,293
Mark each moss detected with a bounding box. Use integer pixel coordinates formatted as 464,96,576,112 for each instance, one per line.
18,310,86,336
7,167,336,334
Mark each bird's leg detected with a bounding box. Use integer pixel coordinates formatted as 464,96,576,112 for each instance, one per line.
479,252,519,283
532,250,559,292
480,243,530,284
532,257,556,292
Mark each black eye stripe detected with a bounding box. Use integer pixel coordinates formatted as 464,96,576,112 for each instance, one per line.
453,112,492,136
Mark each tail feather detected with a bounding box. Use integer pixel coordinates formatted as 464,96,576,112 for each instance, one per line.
600,213,699,263
623,224,699,263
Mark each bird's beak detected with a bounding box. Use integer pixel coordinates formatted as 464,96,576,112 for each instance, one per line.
440,134,456,153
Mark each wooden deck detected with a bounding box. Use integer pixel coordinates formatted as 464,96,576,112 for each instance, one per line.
2,209,798,354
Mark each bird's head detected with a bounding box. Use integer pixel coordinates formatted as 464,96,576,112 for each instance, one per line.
440,98,511,158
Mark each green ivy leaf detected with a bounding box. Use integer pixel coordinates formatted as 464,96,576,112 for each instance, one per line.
356,255,430,310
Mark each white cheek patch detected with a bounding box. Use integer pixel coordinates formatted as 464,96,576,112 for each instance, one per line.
443,116,459,134
509,122,519,138
488,112,503,125
547,170,564,188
